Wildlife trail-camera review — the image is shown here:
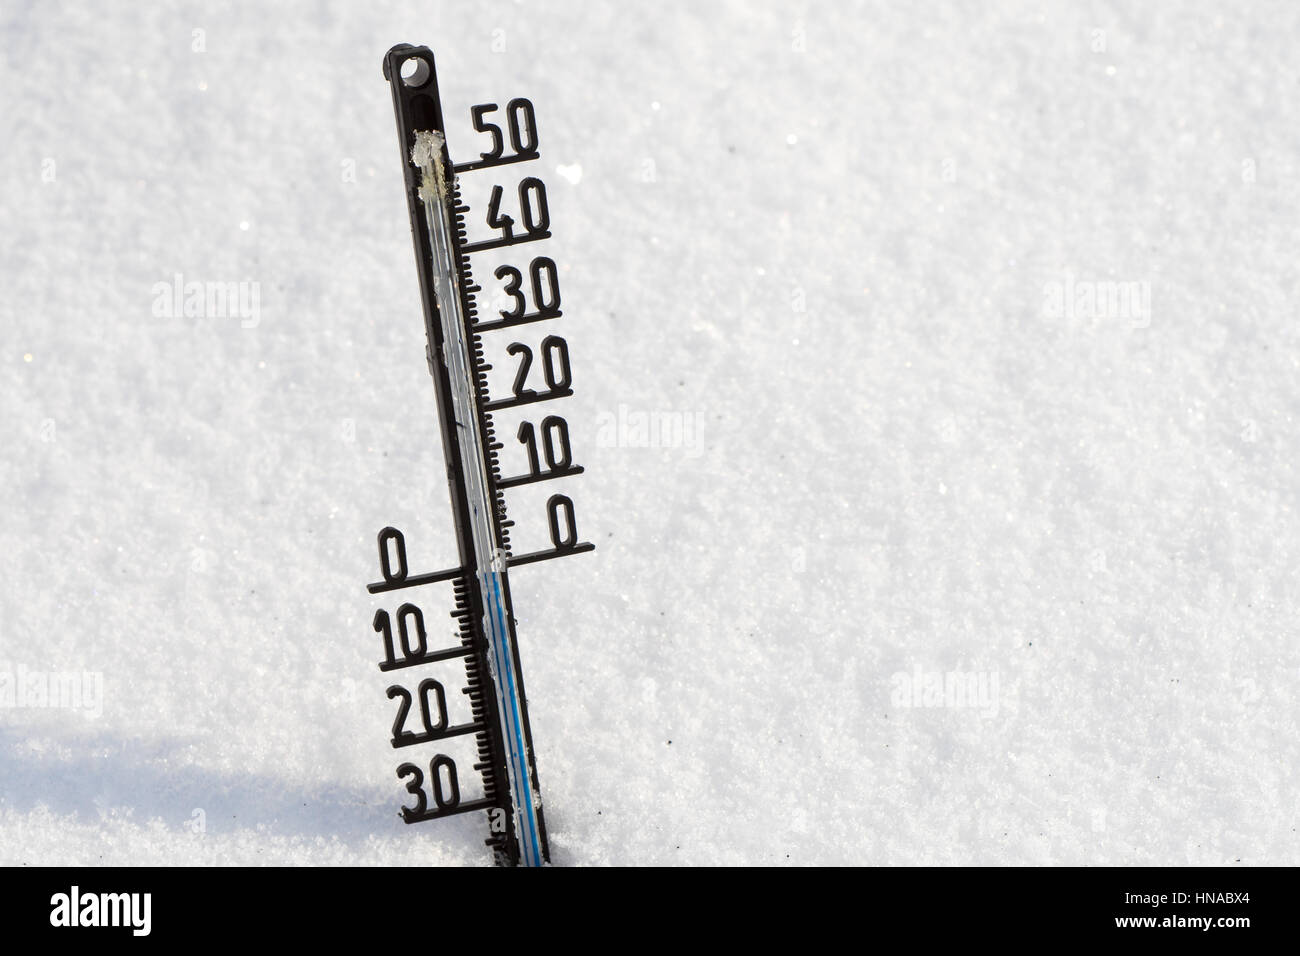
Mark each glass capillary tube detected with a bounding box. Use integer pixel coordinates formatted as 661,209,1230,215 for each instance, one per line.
412,131,545,867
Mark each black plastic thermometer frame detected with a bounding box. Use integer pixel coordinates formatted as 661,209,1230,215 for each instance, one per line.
369,43,593,867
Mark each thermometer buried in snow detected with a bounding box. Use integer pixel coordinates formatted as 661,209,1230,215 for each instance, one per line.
369,43,593,866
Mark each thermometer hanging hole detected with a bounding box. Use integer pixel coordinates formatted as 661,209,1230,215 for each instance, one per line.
400,56,431,88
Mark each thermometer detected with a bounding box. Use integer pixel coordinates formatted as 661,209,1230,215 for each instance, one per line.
367,43,593,867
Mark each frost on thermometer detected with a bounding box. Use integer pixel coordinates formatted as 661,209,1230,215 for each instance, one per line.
366,43,594,867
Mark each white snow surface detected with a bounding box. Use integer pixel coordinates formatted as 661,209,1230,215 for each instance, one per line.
1,1,1298,866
